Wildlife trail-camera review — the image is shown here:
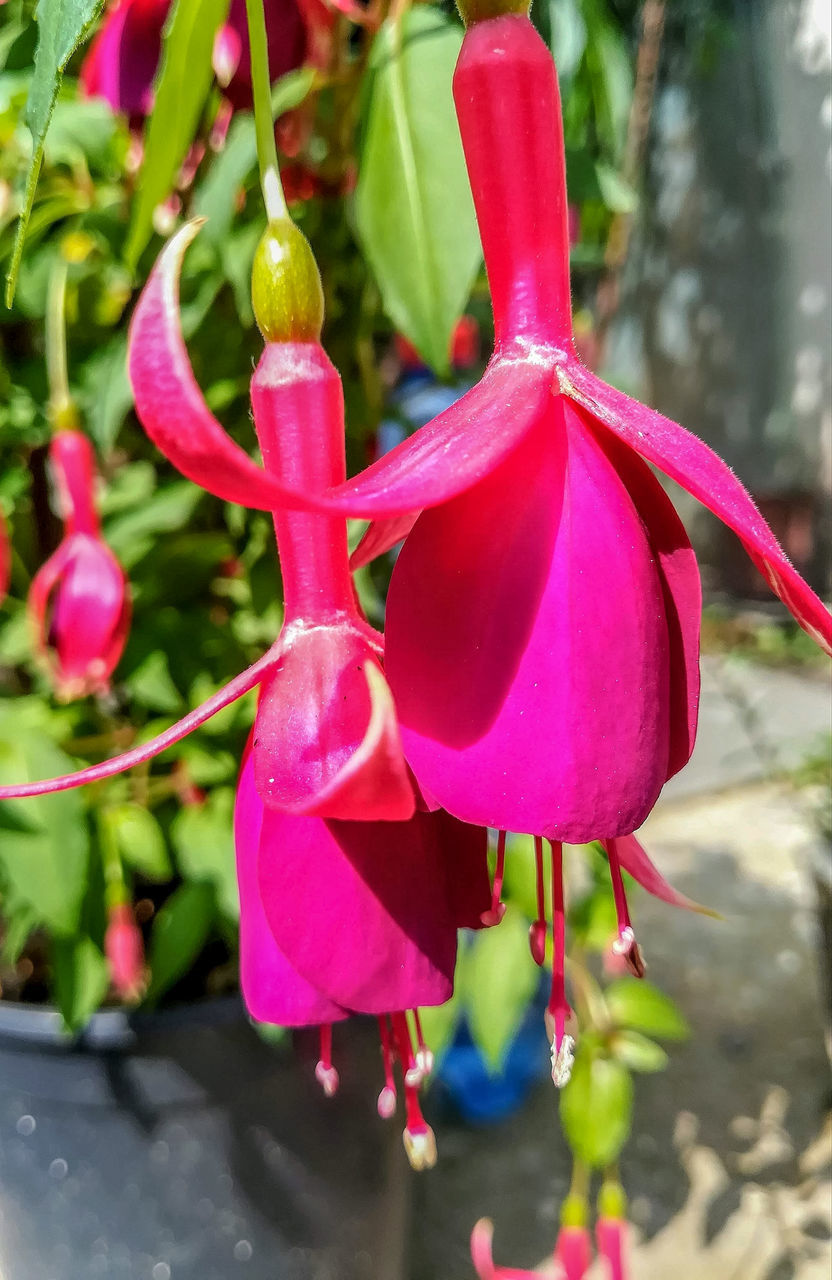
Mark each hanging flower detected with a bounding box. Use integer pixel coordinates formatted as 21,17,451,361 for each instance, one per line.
80,0,309,120
273,8,831,1078
29,429,130,701
236,737,490,1166
104,901,145,1001
0,218,412,823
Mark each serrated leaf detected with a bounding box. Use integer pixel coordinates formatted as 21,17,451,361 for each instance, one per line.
170,787,238,921
52,933,109,1033
108,803,172,882
605,978,690,1041
125,0,230,270
355,8,482,374
6,0,104,306
611,1030,669,1073
0,730,89,936
466,907,539,1071
145,881,215,1004
560,1049,633,1168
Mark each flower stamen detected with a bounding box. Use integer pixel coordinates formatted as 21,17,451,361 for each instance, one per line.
391,1012,437,1171
529,833,547,965
605,838,646,978
314,1023,339,1097
548,840,575,1088
377,1015,398,1119
480,829,507,926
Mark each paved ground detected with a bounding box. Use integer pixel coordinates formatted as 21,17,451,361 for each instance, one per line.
411,657,832,1279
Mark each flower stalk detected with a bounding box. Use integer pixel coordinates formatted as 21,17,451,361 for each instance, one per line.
244,0,288,220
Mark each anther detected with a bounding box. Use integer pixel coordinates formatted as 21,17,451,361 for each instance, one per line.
604,839,647,978
315,1024,339,1098
480,830,507,927
403,1124,438,1171
550,1032,576,1088
412,1010,434,1080
377,1016,398,1118
529,834,547,964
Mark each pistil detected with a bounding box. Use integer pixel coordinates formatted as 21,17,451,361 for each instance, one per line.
548,840,575,1087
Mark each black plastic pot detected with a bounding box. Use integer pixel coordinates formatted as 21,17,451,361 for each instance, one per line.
0,998,407,1280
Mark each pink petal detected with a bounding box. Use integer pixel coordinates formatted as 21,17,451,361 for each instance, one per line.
564,360,832,655
608,834,718,917
79,0,170,118
588,415,702,780
235,744,347,1026
253,625,414,821
385,399,671,842
319,356,553,518
257,809,458,1013
433,810,491,931
0,646,279,800
128,223,320,513
349,512,419,570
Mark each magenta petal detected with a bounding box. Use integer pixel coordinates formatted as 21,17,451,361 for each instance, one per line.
128,223,320,513
257,809,457,1013
589,416,702,780
565,360,832,655
608,834,717,916
235,745,347,1026
49,535,130,697
0,646,279,800
433,811,491,931
386,401,671,842
349,512,420,570
321,356,553,518
253,625,414,821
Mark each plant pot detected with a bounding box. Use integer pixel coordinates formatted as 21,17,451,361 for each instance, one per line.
0,997,408,1280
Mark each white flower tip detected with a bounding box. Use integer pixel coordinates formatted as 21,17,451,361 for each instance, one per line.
403,1124,437,1171
377,1086,397,1120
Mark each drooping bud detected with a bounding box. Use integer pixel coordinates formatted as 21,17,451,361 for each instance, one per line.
456,0,530,27
251,218,324,345
104,902,145,1002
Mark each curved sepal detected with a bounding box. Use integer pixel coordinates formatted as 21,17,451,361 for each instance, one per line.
0,646,280,800
608,834,718,917
564,360,832,655
350,512,420,570
128,222,319,513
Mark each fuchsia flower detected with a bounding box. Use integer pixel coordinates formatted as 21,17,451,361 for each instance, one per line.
81,0,309,120
271,10,831,1072
29,430,130,701
556,1225,592,1280
104,901,145,1001
595,1218,627,1280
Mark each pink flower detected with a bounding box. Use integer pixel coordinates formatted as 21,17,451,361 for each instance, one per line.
278,12,830,1073
0,221,414,820
470,1218,547,1279
104,901,145,1001
80,0,308,120
595,1218,627,1280
235,735,490,1164
29,430,130,701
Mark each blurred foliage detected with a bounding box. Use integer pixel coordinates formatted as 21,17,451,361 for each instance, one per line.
0,0,650,1044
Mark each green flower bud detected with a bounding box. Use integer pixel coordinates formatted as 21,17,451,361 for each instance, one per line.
251,218,324,344
456,0,531,26
598,1179,628,1221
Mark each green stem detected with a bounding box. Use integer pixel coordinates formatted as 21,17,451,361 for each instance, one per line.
98,811,127,910
45,257,74,428
244,0,288,221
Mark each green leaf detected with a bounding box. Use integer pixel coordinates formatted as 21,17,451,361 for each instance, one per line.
355,8,482,374
104,481,204,564
145,881,215,1004
5,0,104,306
560,1049,633,1168
80,335,132,452
549,0,586,82
605,978,690,1041
123,650,184,714
125,0,231,270
0,730,90,936
611,1030,669,1073
52,934,110,1033
108,803,173,882
466,907,539,1071
170,787,239,921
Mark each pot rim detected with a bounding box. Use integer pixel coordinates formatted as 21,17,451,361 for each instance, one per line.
0,993,247,1053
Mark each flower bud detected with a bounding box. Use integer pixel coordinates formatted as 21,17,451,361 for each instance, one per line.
251,218,324,344
105,903,145,1002
456,0,530,27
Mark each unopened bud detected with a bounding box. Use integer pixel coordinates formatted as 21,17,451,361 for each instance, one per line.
251,218,324,344
403,1124,437,1171
456,0,530,27
105,903,145,1002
